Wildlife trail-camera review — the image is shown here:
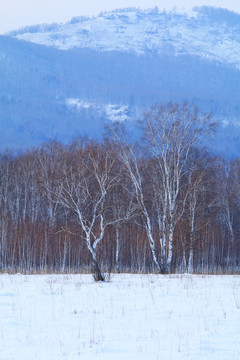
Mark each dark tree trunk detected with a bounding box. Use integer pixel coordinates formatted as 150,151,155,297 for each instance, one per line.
92,258,105,282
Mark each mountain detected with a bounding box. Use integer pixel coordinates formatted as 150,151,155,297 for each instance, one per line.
9,7,240,70
1,7,240,155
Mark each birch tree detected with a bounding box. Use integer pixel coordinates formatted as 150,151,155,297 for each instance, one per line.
110,124,163,273
140,102,216,272
45,139,119,281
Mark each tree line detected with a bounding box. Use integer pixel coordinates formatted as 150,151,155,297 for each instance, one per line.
0,103,239,279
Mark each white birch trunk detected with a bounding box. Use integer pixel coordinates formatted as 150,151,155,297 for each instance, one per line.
115,223,120,273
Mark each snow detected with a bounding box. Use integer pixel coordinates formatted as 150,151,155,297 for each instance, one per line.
66,98,91,110
105,104,129,122
0,273,239,359
11,8,240,70
65,98,130,122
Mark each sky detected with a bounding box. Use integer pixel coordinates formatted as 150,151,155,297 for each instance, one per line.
0,0,240,34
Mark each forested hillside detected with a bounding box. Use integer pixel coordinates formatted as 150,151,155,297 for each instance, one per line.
1,7,240,155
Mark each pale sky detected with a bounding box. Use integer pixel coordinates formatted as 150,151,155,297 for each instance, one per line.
0,0,240,34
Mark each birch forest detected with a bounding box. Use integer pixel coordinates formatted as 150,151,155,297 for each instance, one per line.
0,104,239,278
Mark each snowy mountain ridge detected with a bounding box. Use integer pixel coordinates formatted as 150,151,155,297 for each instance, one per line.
9,7,240,70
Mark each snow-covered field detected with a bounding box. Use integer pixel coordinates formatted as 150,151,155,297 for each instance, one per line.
0,274,239,360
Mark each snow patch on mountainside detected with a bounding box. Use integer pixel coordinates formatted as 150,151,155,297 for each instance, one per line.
11,7,240,70
66,98,130,122
66,98,91,109
105,104,129,122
